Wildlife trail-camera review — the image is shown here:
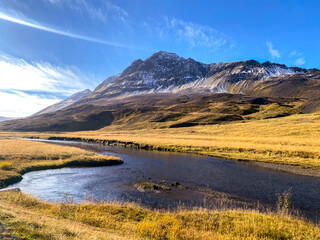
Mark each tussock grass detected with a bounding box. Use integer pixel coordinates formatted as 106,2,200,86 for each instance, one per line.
3,113,319,170
0,192,319,239
1,115,320,238
0,139,122,188
0,162,13,171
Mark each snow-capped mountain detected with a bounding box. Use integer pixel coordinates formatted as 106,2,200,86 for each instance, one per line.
2,51,320,132
32,89,92,116
92,51,210,99
88,51,310,100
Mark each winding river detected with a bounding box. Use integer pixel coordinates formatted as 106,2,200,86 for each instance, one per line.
11,139,320,220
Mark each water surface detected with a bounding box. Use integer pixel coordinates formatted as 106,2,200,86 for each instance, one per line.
12,140,320,219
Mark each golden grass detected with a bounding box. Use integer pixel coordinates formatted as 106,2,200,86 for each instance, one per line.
0,139,122,188
1,115,320,239
0,192,319,240
2,113,319,169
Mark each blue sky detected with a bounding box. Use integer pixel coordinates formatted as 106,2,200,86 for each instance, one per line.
0,0,319,117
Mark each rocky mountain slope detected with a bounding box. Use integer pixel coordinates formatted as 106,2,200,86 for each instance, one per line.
0,93,302,131
1,51,320,131
80,51,314,103
32,89,92,116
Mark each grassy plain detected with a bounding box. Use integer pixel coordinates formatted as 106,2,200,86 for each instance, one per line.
3,113,320,170
0,138,122,188
1,115,320,239
0,192,319,240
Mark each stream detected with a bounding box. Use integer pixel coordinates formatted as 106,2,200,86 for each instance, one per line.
10,139,320,220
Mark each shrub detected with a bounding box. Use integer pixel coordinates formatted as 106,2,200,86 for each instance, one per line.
0,162,13,170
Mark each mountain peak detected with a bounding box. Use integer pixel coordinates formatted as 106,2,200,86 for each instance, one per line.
243,59,260,65
91,51,314,100
93,51,210,97
147,51,182,61
73,89,92,97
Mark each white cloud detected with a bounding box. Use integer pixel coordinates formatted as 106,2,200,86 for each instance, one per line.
47,0,61,4
104,1,129,23
165,18,227,50
290,50,297,57
290,51,305,65
266,41,281,58
295,57,306,66
0,91,59,118
0,53,100,118
0,12,138,49
45,0,129,23
290,50,303,57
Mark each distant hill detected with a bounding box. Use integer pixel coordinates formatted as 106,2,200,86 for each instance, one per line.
1,51,320,132
31,89,92,117
0,116,13,122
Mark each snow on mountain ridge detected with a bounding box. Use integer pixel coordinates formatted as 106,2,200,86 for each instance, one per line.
93,51,210,97
90,51,311,100
32,89,92,116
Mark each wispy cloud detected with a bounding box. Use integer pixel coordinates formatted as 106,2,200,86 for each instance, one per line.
0,91,59,118
266,41,281,58
45,0,129,23
290,50,303,57
0,53,99,117
104,1,129,22
290,50,297,57
47,0,61,4
289,50,305,66
165,18,228,50
0,12,139,49
295,57,306,66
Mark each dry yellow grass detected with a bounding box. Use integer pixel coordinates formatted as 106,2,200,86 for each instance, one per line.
2,113,319,169
0,139,87,157
0,138,122,188
1,115,320,239
0,192,319,240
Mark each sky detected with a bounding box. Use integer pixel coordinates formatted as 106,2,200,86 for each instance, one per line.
0,0,319,117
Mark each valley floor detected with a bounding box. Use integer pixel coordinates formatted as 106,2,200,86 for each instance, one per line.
0,119,320,239
3,113,320,177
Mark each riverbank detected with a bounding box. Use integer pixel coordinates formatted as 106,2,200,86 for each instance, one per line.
1,130,320,238
1,113,320,177
27,135,320,178
0,192,319,240
0,139,123,188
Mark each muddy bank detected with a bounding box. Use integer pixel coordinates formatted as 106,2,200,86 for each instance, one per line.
247,161,320,178
46,136,164,150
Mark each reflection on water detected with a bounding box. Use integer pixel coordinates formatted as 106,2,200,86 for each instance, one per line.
12,140,320,219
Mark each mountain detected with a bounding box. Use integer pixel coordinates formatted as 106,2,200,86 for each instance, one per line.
1,51,320,132
32,89,92,116
0,93,303,131
82,51,312,102
92,51,210,99
0,116,13,122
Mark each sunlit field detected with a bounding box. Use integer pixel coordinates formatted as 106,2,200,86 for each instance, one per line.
3,113,320,170
0,139,122,188
0,192,319,240
1,114,320,239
